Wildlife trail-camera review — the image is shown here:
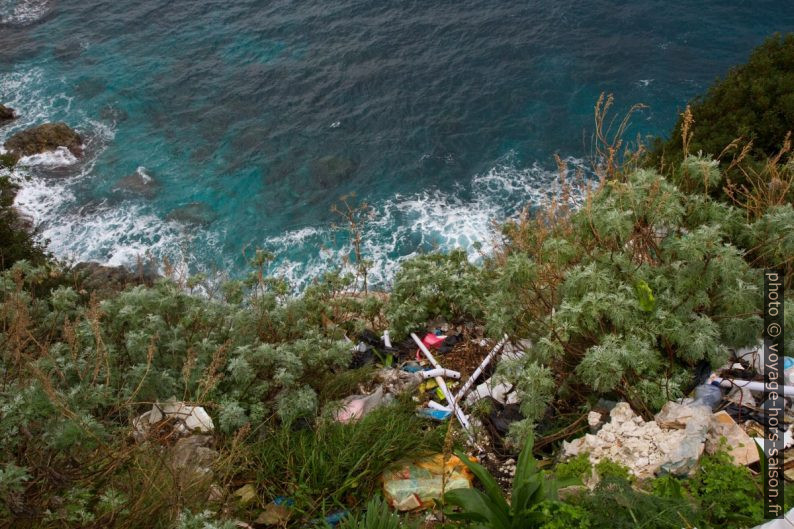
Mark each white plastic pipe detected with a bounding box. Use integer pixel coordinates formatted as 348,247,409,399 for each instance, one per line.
427,400,451,412
411,333,473,435
715,377,794,396
453,334,508,404
420,368,461,380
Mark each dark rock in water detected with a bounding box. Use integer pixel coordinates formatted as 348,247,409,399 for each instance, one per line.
0,152,19,168
99,104,129,123
4,123,83,158
116,167,160,198
310,155,357,188
74,77,107,99
166,202,218,226
71,261,159,297
53,40,84,63
0,104,16,125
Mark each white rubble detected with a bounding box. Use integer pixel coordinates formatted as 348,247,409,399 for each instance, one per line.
562,402,709,479
587,411,603,429
133,397,214,441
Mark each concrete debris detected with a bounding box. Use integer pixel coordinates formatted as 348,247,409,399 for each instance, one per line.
171,435,218,475
654,401,707,430
133,397,214,441
658,405,711,476
587,411,603,430
562,402,709,479
705,411,759,466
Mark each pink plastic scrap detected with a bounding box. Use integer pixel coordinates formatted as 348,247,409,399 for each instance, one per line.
416,333,446,361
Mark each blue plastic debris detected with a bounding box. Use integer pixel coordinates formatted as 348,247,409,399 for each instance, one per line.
274,496,295,506
416,408,451,421
401,362,423,373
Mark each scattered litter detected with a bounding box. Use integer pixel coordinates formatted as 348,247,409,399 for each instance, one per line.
320,511,349,527
726,385,757,407
375,368,422,395
416,408,451,421
482,398,523,437
382,454,474,511
235,484,258,506
412,333,472,434
133,397,214,441
420,367,461,379
692,383,723,410
255,503,291,526
437,333,463,354
421,333,445,349
334,386,393,423
465,378,518,406
735,342,764,374
715,377,794,397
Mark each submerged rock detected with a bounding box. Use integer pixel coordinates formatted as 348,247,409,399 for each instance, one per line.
0,104,16,125
166,202,218,226
116,167,160,198
310,155,357,188
4,122,83,158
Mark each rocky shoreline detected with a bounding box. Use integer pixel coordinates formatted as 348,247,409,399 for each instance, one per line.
0,108,160,289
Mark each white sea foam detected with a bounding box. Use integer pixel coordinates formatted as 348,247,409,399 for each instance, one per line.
0,0,52,26
260,154,591,291
18,146,79,167
136,166,153,183
1,61,589,291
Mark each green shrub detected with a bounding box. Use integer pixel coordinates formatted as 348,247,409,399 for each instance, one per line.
489,166,762,433
0,176,47,269
648,33,794,167
571,477,700,529
689,449,764,526
444,435,576,528
386,249,486,339
554,453,591,482
594,459,630,482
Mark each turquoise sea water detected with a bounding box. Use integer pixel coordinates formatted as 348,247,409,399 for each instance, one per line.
1,1,793,287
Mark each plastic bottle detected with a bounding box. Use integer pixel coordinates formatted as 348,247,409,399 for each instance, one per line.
692,383,723,410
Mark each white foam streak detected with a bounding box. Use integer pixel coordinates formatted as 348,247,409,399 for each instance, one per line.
18,146,79,167
0,0,52,26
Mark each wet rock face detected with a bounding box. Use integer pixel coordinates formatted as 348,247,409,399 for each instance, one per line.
4,122,83,158
0,104,16,125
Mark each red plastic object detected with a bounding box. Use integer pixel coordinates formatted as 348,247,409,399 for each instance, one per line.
416,333,446,361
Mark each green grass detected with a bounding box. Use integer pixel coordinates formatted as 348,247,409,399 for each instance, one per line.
252,399,444,519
